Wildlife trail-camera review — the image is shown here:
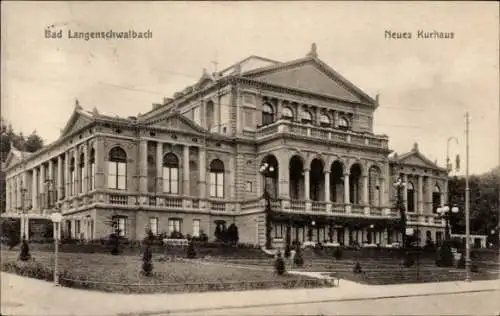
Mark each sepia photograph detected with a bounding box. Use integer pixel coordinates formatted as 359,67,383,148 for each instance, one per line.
1,1,499,315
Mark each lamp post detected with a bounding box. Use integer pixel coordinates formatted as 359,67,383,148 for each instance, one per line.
393,176,407,248
50,212,62,286
436,205,459,240
20,187,28,239
369,224,374,245
260,162,275,249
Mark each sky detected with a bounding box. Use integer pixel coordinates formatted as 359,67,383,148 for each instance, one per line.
1,1,499,175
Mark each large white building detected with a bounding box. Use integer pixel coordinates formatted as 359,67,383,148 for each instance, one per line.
3,44,449,247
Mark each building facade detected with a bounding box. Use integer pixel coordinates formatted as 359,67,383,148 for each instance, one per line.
3,44,449,247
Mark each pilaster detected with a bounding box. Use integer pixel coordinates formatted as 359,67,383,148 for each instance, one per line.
183,145,190,195
156,142,163,193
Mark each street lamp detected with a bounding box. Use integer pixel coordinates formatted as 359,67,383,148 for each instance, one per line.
436,205,459,240
50,212,62,286
260,162,275,249
369,224,374,244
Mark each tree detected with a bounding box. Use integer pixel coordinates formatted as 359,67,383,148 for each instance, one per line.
18,236,31,261
293,243,304,267
142,245,153,276
227,223,239,244
0,118,44,213
353,262,362,274
186,239,197,259
109,229,121,255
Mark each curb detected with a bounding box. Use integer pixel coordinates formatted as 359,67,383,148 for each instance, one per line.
119,288,500,316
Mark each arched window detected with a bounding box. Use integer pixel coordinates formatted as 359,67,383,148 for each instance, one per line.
407,182,415,212
282,107,293,120
108,147,127,190
319,113,331,127
89,148,95,191
163,153,179,194
79,153,85,193
70,157,75,196
338,116,349,130
432,184,441,213
301,110,313,124
209,159,224,198
262,103,274,125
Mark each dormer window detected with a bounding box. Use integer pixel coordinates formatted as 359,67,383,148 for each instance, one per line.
282,107,293,120
338,116,349,130
262,103,274,125
319,114,331,127
301,110,313,124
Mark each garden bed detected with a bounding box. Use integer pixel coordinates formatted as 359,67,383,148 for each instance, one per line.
0,250,330,294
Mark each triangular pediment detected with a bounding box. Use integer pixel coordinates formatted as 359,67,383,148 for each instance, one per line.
243,58,375,104
145,112,208,135
61,109,95,136
399,152,441,170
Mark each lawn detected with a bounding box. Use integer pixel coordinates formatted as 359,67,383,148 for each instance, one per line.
211,256,500,285
0,250,331,293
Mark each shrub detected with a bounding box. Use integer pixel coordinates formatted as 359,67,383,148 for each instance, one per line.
19,238,31,261
142,246,153,276
293,243,304,267
227,223,239,244
187,240,197,259
457,254,479,272
109,231,121,255
284,243,291,259
275,251,286,275
353,262,362,274
333,247,342,260
403,252,415,267
436,243,454,267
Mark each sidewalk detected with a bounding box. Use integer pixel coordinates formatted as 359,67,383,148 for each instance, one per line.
2,272,499,316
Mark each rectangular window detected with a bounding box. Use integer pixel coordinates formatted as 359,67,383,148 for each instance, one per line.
163,167,179,194
149,217,158,235
75,220,81,235
193,107,201,125
193,219,200,237
274,224,284,239
216,173,224,197
168,218,182,234
209,172,216,197
79,167,84,193
108,161,127,190
246,181,253,192
70,170,75,196
113,217,127,237
89,162,95,191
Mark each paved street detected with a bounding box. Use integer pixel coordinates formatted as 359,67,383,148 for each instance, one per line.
167,291,500,316
2,272,499,316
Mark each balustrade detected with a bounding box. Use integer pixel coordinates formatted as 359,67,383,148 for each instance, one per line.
255,121,388,149
311,201,326,212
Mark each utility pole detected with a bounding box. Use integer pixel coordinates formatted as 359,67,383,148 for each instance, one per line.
465,112,471,282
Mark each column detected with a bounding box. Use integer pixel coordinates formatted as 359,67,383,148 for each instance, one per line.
362,174,369,205
6,178,11,212
198,147,207,200
39,165,45,209
378,177,384,207
95,138,105,189
278,154,290,200
443,179,448,206
57,156,63,200
183,145,190,195
417,175,423,213
304,168,310,200
82,143,88,193
425,176,433,212
324,171,331,202
403,173,408,211
32,169,38,209
276,99,283,119
156,142,163,193
344,172,350,204
48,160,54,204
139,140,148,194
64,152,70,197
